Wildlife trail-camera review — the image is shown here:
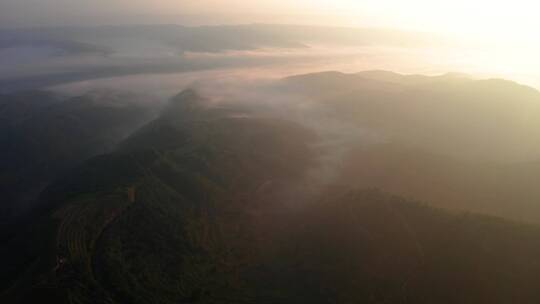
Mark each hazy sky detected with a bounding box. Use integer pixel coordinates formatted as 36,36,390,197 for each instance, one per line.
2,0,539,88
1,0,538,40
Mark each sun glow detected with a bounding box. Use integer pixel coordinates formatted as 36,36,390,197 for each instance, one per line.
296,1,533,34
284,0,540,87
180,0,540,81
1,0,540,87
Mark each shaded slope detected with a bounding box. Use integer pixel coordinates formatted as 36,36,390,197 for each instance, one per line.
1,89,317,303
0,90,156,227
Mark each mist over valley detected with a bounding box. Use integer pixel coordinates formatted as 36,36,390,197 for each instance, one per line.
2,15,540,304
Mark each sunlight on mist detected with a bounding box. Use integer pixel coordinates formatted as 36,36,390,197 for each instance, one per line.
4,0,539,88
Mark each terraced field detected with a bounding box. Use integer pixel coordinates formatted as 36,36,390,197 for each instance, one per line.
50,189,136,302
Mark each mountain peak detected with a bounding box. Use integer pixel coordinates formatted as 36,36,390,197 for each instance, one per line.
170,88,203,103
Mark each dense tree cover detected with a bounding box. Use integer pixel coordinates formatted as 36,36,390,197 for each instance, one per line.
3,89,540,303
284,71,540,223
0,90,156,234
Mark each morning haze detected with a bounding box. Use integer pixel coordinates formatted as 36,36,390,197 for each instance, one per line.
2,1,540,304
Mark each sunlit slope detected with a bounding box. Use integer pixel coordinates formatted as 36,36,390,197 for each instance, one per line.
285,71,540,162
284,71,540,222
340,144,540,223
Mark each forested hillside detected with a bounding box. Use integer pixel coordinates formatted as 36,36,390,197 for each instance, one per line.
3,89,540,304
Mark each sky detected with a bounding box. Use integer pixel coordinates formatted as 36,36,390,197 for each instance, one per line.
1,0,539,88
3,1,539,56
1,0,539,41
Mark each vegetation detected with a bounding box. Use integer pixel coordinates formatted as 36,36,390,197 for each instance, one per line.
0,90,155,233
3,88,540,303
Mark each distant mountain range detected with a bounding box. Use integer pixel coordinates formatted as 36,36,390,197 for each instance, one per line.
0,24,447,92
0,24,440,54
